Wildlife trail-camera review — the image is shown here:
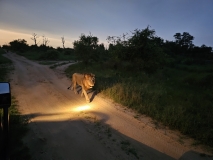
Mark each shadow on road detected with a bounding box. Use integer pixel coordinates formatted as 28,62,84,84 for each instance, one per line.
20,112,176,160
179,151,213,160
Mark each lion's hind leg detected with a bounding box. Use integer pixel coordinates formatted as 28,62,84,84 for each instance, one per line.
81,89,84,97
72,81,78,94
70,75,77,94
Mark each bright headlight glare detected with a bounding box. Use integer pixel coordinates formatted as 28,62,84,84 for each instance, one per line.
73,105,90,112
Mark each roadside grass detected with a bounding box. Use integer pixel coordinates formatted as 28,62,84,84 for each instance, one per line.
39,61,74,69
16,50,42,60
65,62,213,149
17,49,76,61
0,49,12,81
39,61,58,65
58,52,76,61
49,61,74,69
0,49,12,64
0,49,31,159
0,49,5,54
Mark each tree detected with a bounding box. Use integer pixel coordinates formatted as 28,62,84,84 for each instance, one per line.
173,33,181,45
31,33,39,46
2,44,10,52
127,26,157,61
173,32,194,53
181,32,194,48
189,44,213,61
9,39,29,52
106,26,167,73
61,36,65,48
200,45,212,53
42,35,50,46
73,33,99,64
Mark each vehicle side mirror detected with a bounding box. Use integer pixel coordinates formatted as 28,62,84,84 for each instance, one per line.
0,82,11,108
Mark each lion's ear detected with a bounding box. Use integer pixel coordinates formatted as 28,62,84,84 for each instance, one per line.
84,74,89,79
91,73,95,77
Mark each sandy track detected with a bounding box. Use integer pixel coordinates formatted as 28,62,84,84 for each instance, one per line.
4,52,213,160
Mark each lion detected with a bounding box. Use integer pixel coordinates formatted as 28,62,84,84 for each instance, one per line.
67,73,95,103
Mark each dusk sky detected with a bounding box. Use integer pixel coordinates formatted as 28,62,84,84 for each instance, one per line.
1,0,213,48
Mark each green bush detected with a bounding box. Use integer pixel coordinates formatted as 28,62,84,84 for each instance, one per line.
39,49,59,60
182,73,213,89
0,48,6,54
0,49,12,81
63,49,74,55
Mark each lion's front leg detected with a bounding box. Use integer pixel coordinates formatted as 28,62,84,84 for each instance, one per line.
82,88,90,103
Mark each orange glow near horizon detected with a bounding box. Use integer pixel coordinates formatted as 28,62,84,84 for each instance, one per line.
0,29,32,45
0,29,73,48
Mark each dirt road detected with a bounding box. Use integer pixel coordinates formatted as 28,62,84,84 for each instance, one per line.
4,52,213,160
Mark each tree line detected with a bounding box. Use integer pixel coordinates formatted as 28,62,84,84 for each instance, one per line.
72,26,213,73
1,26,212,73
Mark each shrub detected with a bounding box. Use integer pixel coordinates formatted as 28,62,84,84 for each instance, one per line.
39,50,59,60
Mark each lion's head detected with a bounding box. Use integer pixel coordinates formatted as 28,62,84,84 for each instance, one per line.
84,73,95,88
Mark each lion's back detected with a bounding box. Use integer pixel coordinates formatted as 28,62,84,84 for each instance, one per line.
72,73,84,85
